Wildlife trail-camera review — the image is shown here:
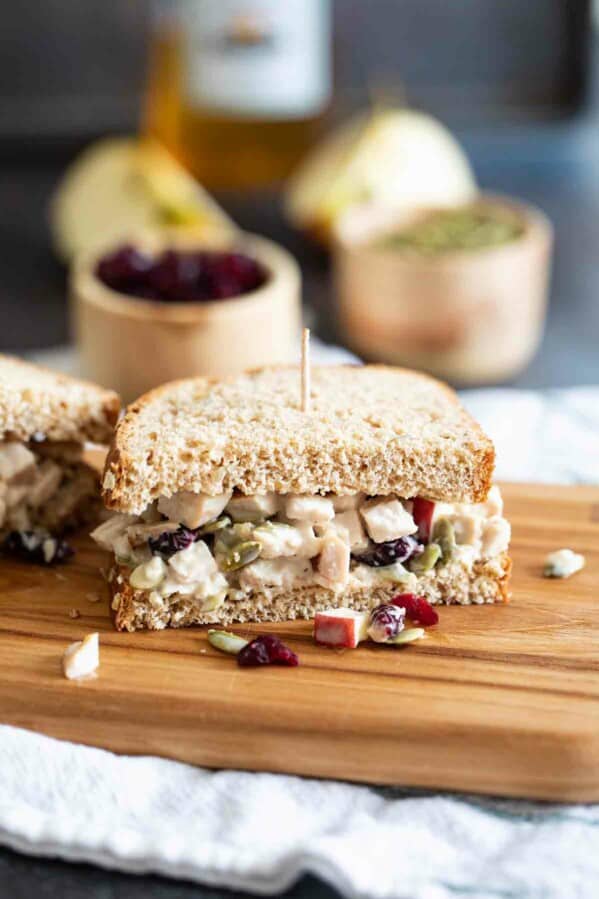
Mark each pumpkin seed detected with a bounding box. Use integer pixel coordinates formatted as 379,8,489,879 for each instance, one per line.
390,627,425,645
409,542,442,573
433,518,456,564
199,515,232,536
221,540,261,572
200,591,227,612
207,629,249,655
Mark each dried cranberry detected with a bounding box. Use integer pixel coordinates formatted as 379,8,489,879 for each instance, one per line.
367,604,406,643
96,245,153,292
237,635,299,667
95,244,267,303
353,535,421,568
148,526,197,559
1,530,74,565
391,593,439,626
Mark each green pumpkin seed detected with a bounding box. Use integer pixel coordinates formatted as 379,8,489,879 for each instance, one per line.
207,629,249,655
199,515,232,536
200,591,227,612
390,627,425,646
221,540,261,572
433,518,456,564
409,542,442,573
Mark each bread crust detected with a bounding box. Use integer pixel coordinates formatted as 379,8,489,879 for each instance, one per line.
102,365,495,513
108,553,511,632
0,354,120,444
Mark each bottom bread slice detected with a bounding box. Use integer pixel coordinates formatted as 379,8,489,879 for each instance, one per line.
108,553,511,633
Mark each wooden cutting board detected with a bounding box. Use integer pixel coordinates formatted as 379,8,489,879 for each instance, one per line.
1,482,598,802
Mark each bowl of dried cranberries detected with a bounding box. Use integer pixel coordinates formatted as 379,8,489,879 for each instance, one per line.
71,229,301,401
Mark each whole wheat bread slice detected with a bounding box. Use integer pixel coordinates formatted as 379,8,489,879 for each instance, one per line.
109,554,511,632
103,365,494,514
0,354,119,444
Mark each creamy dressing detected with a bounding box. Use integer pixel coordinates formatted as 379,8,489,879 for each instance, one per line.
92,486,511,612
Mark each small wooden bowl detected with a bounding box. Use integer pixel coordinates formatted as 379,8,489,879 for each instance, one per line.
333,196,553,385
71,230,301,402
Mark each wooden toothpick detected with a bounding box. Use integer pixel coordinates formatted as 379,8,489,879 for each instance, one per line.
301,327,311,413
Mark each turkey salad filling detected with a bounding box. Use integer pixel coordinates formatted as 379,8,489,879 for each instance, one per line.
0,439,98,537
92,486,510,615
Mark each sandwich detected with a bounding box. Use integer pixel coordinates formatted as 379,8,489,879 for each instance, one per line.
0,354,119,558
94,366,511,632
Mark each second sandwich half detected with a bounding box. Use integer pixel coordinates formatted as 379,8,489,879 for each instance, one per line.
92,366,511,632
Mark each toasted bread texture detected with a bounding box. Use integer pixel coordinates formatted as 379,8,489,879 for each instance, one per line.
109,554,511,632
103,365,494,514
0,354,119,444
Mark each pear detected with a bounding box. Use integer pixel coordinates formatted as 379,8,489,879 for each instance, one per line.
285,108,477,244
50,137,235,261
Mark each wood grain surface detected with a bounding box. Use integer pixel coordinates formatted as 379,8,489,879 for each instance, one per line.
1,482,598,802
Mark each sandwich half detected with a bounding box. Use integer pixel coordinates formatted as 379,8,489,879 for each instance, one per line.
0,354,119,546
95,366,511,632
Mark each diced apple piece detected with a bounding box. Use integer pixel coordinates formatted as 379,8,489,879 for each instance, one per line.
360,497,417,544
328,510,369,552
412,497,435,542
285,494,335,524
226,492,279,521
158,490,232,528
315,534,350,590
314,608,369,648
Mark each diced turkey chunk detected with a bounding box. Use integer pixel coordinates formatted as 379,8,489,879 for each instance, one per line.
332,493,365,512
226,492,279,521
168,540,219,583
253,521,322,559
91,513,136,551
360,497,417,544
238,557,312,591
478,485,503,518
158,490,232,528
285,494,335,524
28,460,63,507
62,633,99,681
126,520,179,547
452,513,483,547
0,442,36,483
316,534,350,590
481,517,511,558
328,510,369,552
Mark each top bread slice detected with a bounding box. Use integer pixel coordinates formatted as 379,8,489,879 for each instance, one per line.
103,365,494,514
0,354,120,444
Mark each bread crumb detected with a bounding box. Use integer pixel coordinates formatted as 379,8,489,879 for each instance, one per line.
68,608,80,619
86,592,101,603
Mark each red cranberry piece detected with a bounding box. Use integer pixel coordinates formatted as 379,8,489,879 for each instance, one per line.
367,604,406,643
2,530,74,565
412,498,436,542
237,635,299,667
96,245,153,291
148,525,197,559
391,593,439,626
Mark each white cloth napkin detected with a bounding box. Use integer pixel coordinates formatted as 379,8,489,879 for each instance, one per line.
2,345,599,898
